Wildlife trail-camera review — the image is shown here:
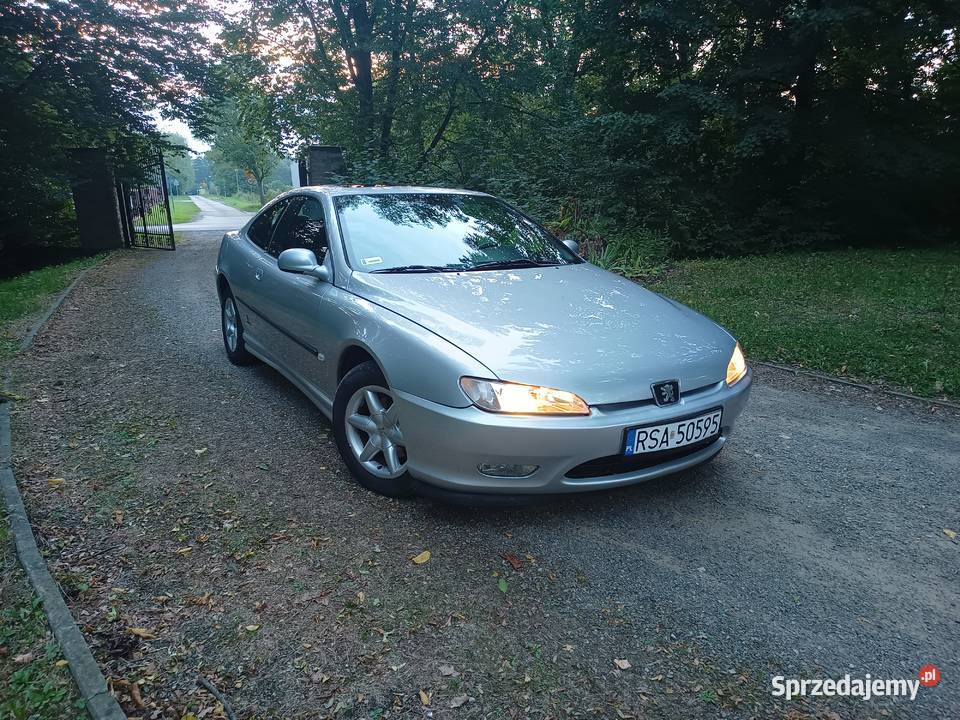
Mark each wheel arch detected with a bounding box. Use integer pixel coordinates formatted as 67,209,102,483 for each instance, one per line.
337,344,388,386
216,273,230,302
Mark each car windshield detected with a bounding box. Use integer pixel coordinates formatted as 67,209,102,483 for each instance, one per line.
333,193,580,273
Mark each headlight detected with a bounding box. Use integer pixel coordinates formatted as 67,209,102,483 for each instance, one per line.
726,342,747,385
460,377,590,415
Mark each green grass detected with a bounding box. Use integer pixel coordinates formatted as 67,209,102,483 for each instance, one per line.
1,517,85,720
169,195,200,224
647,246,960,399
0,255,104,363
206,193,263,212
0,600,85,720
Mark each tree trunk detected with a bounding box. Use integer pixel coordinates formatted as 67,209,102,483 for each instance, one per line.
379,0,414,157
349,0,375,136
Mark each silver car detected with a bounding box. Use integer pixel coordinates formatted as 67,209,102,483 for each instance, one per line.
216,186,751,499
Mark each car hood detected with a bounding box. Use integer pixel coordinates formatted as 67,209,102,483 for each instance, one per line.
347,263,735,405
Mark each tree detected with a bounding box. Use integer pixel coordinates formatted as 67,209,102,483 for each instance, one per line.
207,99,282,206
163,135,197,195
0,0,214,263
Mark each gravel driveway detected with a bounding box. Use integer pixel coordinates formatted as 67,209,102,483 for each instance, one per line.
7,230,959,719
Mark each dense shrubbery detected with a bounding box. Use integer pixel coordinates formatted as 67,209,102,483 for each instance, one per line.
3,1,959,268
226,0,959,259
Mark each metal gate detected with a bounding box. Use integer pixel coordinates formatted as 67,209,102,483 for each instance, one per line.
118,152,176,250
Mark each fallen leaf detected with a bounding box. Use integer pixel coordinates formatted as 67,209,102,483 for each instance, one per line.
418,689,431,706
497,577,508,593
55,659,69,668
439,664,456,676
450,694,468,708
501,553,524,570
130,681,145,708
411,550,431,564
47,478,66,487
245,624,260,632
13,652,34,664
614,658,632,670
944,528,957,541
197,534,209,543
176,546,193,555
126,628,157,640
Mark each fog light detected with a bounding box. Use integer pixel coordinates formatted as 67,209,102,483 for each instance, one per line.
478,463,539,478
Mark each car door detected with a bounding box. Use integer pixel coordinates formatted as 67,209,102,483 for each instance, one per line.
230,197,293,356
257,195,336,403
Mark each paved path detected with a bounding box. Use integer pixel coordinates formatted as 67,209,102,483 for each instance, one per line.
171,195,254,232
9,230,959,718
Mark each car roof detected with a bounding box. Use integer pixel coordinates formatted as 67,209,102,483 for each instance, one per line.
299,185,490,198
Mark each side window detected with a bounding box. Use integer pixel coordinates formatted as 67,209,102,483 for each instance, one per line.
247,199,290,250
269,196,329,259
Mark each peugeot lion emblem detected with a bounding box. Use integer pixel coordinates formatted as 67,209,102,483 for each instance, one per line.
651,380,680,406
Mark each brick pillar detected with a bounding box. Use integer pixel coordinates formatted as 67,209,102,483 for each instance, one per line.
305,146,346,185
68,149,125,251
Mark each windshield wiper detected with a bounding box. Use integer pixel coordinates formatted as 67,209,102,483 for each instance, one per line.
464,259,561,271
371,264,458,274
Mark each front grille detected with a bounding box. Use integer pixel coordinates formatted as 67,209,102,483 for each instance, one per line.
564,436,719,479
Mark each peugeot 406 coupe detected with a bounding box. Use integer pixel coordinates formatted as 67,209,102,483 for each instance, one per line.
216,187,751,499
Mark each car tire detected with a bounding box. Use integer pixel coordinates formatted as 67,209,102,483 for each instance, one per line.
220,287,256,366
333,361,414,498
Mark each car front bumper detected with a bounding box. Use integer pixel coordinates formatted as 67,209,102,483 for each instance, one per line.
395,369,752,495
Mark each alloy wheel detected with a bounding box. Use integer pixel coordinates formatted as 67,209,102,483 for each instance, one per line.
344,384,407,479
223,297,239,352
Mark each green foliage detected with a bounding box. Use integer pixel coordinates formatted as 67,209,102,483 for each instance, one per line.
220,0,959,257
163,134,198,195
0,1,213,258
649,246,960,398
585,229,669,277
6,0,960,264
203,99,285,205
0,595,83,720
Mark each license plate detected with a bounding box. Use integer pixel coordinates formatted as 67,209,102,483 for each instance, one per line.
624,408,722,455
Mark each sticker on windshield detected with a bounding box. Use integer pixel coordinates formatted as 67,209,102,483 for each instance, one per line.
361,256,383,266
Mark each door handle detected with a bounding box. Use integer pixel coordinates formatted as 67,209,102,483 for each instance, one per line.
255,267,263,280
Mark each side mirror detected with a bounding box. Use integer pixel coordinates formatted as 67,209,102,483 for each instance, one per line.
563,238,580,255
278,248,330,281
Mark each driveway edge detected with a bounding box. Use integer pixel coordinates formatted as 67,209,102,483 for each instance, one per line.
755,360,960,411
1,262,127,720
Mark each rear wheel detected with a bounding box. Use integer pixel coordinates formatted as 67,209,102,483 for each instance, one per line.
333,361,413,497
220,288,255,365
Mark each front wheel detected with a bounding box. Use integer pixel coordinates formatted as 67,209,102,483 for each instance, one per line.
221,289,256,365
333,361,414,497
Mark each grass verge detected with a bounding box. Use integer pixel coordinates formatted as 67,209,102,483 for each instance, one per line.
205,193,263,212
0,517,85,720
0,255,104,364
647,246,959,399
169,195,200,224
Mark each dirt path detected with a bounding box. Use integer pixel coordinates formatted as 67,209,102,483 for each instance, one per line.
7,231,959,719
